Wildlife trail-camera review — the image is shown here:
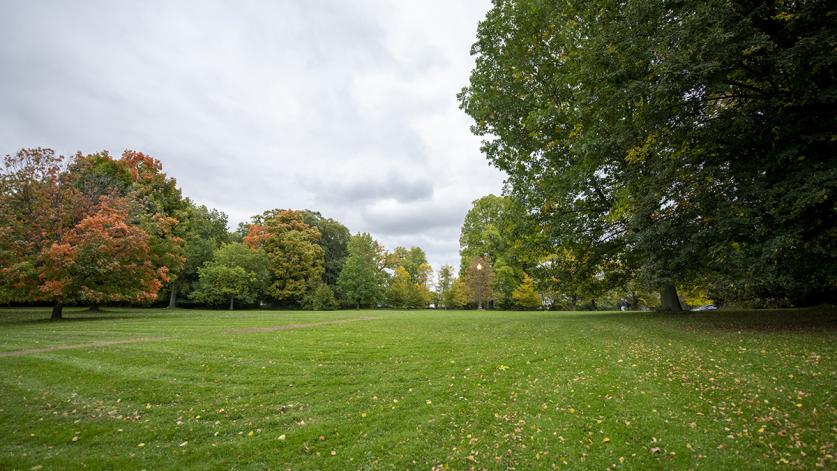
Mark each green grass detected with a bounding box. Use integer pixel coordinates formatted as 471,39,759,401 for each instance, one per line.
0,307,834,470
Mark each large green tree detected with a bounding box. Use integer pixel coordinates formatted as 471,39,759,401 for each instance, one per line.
459,195,535,308
191,242,270,310
167,203,229,308
245,210,325,306
460,0,837,308
336,233,388,309
387,246,433,288
300,210,350,286
246,209,350,287
386,266,431,309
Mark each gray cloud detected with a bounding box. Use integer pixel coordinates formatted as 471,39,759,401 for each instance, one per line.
0,0,505,271
361,200,465,236
311,171,434,205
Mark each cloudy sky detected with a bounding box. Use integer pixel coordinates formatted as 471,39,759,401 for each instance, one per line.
0,0,505,271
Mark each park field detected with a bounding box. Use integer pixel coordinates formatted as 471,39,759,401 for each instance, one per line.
0,308,834,470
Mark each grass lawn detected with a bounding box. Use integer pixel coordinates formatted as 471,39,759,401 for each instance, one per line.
0,308,834,470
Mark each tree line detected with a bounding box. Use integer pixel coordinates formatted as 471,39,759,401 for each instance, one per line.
458,0,835,310
0,148,502,316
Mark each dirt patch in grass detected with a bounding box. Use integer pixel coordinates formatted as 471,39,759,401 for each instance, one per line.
226,317,381,334
0,337,166,358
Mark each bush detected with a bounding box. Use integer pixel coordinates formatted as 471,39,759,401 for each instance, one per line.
303,283,339,311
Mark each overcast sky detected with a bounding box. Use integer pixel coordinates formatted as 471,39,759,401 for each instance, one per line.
0,0,505,271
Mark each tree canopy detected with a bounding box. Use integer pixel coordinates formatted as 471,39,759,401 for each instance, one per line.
460,0,836,308
190,242,270,310
0,149,184,318
337,233,388,309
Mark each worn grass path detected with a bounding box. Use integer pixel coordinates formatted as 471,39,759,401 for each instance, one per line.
0,307,834,469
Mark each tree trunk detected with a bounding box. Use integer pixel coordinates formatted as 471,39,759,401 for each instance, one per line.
168,284,179,309
87,305,100,312
51,303,63,320
356,302,360,309
660,283,682,312
229,296,234,311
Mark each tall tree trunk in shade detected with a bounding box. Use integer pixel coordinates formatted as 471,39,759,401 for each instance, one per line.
660,283,682,312
168,284,178,309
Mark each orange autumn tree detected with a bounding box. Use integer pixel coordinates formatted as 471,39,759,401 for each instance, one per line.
0,148,183,319
40,198,166,316
65,150,186,300
0,149,83,314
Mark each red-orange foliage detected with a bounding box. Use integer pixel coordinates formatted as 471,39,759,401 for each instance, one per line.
243,224,269,249
0,148,185,315
120,150,164,182
40,198,164,304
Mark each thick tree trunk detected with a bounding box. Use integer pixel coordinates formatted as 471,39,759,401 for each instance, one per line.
229,296,235,311
168,284,179,309
660,283,682,312
51,303,63,320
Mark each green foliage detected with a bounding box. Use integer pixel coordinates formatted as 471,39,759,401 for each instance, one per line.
249,210,325,306
167,202,229,304
460,0,837,306
435,264,455,309
336,233,388,308
388,246,433,287
190,243,270,309
492,261,520,309
191,264,257,309
386,266,431,309
448,277,470,309
302,282,339,311
299,210,350,286
459,195,513,272
511,273,541,309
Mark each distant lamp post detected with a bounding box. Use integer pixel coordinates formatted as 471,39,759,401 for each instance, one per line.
476,263,483,309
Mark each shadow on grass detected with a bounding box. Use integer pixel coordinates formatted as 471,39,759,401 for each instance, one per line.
554,306,837,332
0,308,193,326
